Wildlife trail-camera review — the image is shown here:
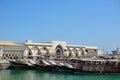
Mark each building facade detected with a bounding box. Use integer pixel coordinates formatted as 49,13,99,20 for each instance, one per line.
0,40,98,62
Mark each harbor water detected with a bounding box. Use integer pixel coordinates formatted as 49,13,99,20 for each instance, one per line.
0,70,120,80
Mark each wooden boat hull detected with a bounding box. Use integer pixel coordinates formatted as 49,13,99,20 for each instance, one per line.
33,64,57,71
55,65,78,72
8,61,36,70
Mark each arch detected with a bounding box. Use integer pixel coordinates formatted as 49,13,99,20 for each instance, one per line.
35,46,42,55
31,46,42,56
55,45,64,55
81,48,86,55
73,48,79,57
77,48,83,56
24,44,34,59
43,47,50,56
67,47,73,57
40,47,50,56
24,44,33,55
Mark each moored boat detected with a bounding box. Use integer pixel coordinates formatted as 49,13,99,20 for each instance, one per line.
8,60,36,69
33,59,54,71
68,58,120,73
54,58,80,72
7,57,120,74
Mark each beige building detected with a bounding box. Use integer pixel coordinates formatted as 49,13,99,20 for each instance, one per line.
0,40,98,62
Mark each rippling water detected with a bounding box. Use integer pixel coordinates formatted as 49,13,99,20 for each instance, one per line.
0,70,120,80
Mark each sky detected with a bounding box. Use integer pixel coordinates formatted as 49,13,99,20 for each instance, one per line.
0,0,120,52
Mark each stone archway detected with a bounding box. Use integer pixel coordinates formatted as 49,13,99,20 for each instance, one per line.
67,47,73,57
55,45,64,58
35,46,42,56
81,48,86,56
27,51,33,59
24,44,32,55
31,46,42,60
73,48,79,57
40,47,50,57
78,48,85,56
24,44,33,59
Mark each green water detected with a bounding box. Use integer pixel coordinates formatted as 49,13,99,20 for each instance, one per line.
0,70,120,80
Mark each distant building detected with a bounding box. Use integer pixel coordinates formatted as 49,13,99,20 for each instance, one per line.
0,40,98,63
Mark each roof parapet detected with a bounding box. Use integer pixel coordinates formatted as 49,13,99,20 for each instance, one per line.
0,40,13,45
